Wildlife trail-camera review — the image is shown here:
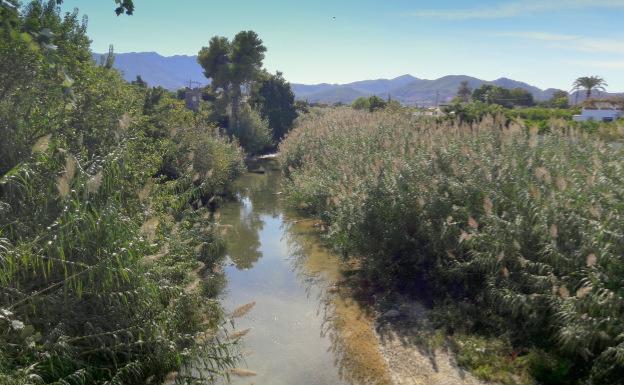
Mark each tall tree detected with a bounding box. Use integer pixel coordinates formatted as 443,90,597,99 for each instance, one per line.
572,76,607,100
229,31,266,127
197,31,266,131
457,80,472,102
251,71,297,142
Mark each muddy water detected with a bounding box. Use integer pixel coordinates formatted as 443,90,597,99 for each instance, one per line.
217,160,391,385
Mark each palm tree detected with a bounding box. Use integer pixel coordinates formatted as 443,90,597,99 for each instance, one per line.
571,76,608,100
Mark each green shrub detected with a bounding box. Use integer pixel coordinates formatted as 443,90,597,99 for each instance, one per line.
0,2,243,383
232,105,272,154
351,96,370,110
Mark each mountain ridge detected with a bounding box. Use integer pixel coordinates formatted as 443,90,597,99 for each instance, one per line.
96,52,621,106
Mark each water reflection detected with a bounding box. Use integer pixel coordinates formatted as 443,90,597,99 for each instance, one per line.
217,160,391,385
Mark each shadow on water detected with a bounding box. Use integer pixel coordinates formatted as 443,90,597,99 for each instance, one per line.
214,160,392,385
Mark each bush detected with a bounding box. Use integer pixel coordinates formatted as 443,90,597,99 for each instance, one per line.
280,108,624,384
0,3,243,383
351,96,370,110
232,105,272,155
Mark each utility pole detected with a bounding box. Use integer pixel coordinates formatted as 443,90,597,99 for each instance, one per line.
435,90,440,107
187,80,201,89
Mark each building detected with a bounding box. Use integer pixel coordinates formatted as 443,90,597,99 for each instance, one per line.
184,88,203,112
573,101,623,122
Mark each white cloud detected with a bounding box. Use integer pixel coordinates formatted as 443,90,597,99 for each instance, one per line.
500,32,624,54
409,0,624,20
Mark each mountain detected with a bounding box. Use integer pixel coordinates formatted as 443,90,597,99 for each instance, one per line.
297,86,368,105
93,52,206,90
346,74,419,95
294,75,568,106
95,51,621,106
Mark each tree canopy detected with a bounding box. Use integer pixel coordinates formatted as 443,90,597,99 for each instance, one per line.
572,76,608,99
197,31,266,132
53,0,135,15
252,71,298,142
472,84,534,108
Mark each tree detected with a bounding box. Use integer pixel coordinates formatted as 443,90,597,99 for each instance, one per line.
351,96,370,110
472,84,513,107
368,95,387,112
509,87,535,107
572,76,607,100
294,100,310,114
197,31,266,132
472,84,534,108
472,84,496,104
131,75,147,88
251,71,298,142
548,90,570,109
54,0,134,15
457,80,472,102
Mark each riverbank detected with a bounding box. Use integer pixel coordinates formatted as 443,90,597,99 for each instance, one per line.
214,161,395,385
216,159,503,385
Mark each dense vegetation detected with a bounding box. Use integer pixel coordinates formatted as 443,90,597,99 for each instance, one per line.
1,2,245,384
280,108,624,384
197,32,297,154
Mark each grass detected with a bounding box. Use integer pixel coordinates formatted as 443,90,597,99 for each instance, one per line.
279,107,624,384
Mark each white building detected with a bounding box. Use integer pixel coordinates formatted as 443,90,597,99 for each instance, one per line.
573,101,623,122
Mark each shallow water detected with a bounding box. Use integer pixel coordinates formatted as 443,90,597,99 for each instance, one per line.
216,161,390,385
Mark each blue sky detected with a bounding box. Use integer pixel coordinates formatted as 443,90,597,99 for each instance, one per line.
59,0,624,90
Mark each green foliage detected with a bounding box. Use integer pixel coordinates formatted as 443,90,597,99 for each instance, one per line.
351,96,389,112
443,101,506,124
368,95,387,112
54,0,135,15
572,76,608,99
280,108,624,384
472,84,534,108
294,100,310,114
351,96,370,110
546,90,570,109
0,2,244,384
507,107,576,122
251,71,298,142
232,105,272,155
197,31,266,138
131,74,147,88
452,335,531,385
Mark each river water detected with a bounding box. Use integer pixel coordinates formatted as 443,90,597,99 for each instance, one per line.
216,160,391,385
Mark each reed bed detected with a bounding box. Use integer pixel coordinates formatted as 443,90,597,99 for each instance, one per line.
280,108,624,384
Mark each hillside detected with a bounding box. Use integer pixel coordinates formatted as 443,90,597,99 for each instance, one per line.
93,52,207,90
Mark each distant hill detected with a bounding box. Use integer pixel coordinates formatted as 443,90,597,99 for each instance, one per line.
93,52,206,90
297,75,561,105
94,51,621,106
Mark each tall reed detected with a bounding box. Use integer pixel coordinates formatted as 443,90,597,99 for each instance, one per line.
280,107,624,384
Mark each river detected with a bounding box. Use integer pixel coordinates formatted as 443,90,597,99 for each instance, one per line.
216,160,392,385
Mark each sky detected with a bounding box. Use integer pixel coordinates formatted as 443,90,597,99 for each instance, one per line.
59,0,624,91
